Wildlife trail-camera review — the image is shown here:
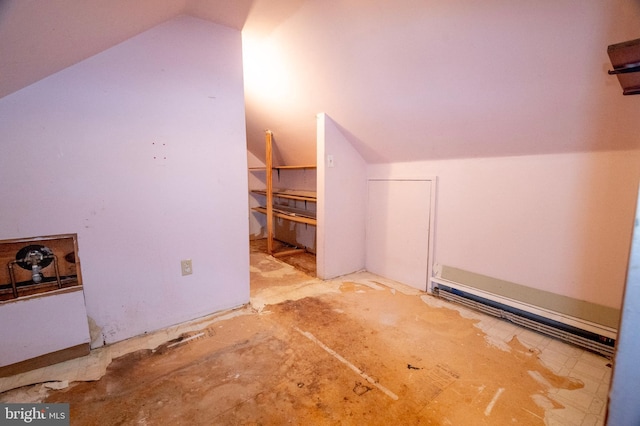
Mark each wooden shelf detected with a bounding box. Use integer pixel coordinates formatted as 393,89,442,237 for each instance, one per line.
249,165,316,171
251,189,316,202
273,165,316,170
252,206,317,226
608,38,640,95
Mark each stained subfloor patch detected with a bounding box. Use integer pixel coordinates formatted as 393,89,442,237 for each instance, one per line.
2,251,611,425
39,286,592,424
294,326,399,401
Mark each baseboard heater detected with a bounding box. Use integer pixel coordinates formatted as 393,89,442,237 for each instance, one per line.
431,275,617,358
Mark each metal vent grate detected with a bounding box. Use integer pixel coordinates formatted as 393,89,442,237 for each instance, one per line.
434,286,615,358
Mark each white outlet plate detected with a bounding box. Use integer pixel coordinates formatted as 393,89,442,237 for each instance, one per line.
181,259,193,276
327,154,334,168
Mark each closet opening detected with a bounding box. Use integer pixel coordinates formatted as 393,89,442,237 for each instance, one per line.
248,130,317,278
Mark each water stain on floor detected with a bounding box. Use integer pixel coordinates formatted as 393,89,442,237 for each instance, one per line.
43,263,585,425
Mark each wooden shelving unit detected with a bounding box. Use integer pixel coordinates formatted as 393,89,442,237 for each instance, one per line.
250,130,317,257
608,38,640,95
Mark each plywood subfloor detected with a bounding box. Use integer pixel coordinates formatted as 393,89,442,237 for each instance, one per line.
2,253,610,425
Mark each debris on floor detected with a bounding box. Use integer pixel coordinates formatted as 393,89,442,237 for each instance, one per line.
0,250,611,425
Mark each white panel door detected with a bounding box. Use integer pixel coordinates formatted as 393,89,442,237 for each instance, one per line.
366,180,431,291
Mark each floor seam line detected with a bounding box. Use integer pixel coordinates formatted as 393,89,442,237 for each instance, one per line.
293,326,399,401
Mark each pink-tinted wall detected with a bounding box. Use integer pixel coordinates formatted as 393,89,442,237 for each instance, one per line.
244,0,640,165
0,290,90,366
369,150,640,309
317,113,367,279
0,17,249,348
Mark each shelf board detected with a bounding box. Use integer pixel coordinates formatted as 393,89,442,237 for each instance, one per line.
272,203,316,219
252,206,317,226
273,165,316,170
251,189,317,202
248,165,316,171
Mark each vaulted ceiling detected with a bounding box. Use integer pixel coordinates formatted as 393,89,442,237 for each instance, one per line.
2,0,640,165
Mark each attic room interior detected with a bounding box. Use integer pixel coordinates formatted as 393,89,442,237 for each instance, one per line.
1,0,640,424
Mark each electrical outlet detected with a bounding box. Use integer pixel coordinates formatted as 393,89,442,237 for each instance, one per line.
181,259,193,276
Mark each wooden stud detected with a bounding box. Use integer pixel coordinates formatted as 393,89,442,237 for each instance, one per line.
265,130,274,255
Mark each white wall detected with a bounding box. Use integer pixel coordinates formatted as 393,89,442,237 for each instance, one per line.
0,16,250,346
368,150,640,309
317,113,367,279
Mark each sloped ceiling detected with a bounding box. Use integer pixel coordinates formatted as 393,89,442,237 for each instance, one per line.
2,0,640,165
0,0,251,99
242,0,640,164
